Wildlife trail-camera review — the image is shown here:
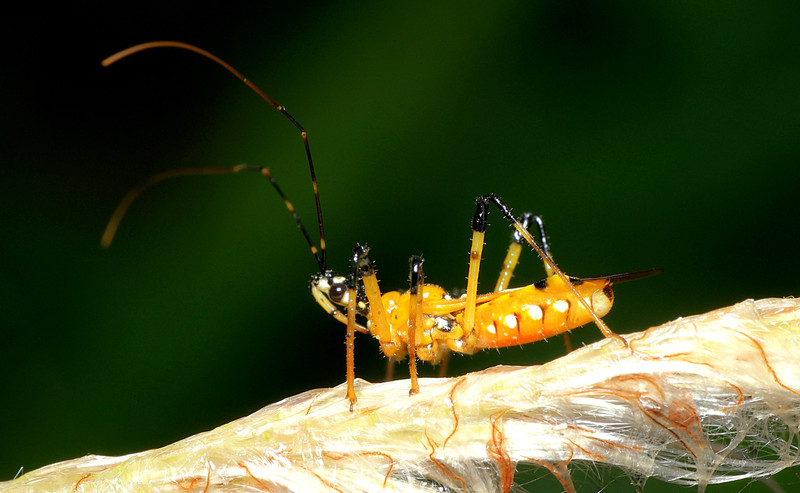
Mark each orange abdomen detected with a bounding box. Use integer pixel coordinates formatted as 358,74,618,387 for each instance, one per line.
471,278,613,350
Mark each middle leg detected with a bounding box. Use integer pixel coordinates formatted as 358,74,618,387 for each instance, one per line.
407,255,425,395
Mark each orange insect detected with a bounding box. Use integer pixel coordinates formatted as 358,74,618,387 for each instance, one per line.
101,41,661,410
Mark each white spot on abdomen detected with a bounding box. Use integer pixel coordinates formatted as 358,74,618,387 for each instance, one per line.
526,305,543,320
553,300,569,313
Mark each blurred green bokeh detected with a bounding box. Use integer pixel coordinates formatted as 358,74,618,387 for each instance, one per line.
3,2,799,491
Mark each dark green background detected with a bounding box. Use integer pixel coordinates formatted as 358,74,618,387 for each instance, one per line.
3,2,799,491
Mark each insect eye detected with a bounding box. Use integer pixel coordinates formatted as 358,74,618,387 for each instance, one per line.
329,282,348,302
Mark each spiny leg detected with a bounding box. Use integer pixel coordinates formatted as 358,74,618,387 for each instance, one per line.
344,245,389,410
355,247,414,392
382,256,424,385
530,214,555,277
345,249,360,411
407,255,425,395
470,194,623,345
355,246,394,345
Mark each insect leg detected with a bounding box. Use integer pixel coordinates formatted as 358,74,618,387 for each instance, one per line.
384,359,395,382
461,206,488,341
346,249,359,411
407,255,425,395
473,194,622,344
353,247,410,364
494,213,553,292
436,351,451,377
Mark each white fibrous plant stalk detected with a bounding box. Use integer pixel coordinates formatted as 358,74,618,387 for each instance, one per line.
3,298,800,493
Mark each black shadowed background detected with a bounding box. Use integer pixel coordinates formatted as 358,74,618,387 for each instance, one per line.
3,2,799,491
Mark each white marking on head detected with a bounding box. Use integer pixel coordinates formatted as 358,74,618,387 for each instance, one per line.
313,275,350,304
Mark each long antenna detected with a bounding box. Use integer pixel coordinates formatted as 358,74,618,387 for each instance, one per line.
101,41,327,272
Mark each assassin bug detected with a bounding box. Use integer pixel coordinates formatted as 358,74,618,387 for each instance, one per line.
101,41,661,410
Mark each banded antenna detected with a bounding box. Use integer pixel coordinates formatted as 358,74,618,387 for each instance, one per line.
100,41,328,273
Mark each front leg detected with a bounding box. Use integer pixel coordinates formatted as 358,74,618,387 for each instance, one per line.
345,248,360,411
354,246,404,357
407,255,425,395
